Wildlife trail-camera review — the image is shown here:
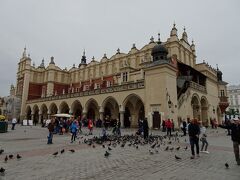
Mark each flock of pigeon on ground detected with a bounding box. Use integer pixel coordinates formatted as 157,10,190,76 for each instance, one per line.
0,130,230,176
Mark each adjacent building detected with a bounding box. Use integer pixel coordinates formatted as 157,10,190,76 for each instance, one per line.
16,24,229,128
227,85,240,118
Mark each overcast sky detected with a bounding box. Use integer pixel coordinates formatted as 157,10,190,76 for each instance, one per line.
0,0,239,96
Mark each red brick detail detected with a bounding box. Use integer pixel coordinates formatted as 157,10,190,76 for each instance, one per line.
28,83,45,100
54,83,69,95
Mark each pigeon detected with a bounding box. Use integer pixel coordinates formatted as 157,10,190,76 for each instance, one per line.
155,149,159,153
4,156,8,163
164,146,169,151
151,143,156,149
69,149,75,153
169,147,174,151
176,146,180,151
149,150,154,155
0,149,4,155
136,146,139,149
9,155,13,159
184,146,188,150
52,152,58,156
92,145,96,148
102,145,105,148
60,149,65,154
175,155,181,160
121,143,125,148
225,163,229,169
17,154,22,159
0,167,5,174
156,144,160,148
104,151,110,157
108,147,112,151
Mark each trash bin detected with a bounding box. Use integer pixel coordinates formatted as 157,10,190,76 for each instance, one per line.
0,121,8,133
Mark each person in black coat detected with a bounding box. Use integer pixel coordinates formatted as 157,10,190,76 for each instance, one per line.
219,118,240,165
143,118,149,140
188,119,200,159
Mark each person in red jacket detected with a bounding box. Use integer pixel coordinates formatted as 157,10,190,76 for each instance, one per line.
166,119,172,136
88,119,93,135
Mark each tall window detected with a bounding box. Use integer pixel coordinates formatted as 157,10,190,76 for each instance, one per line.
106,81,112,87
220,90,225,97
123,72,128,82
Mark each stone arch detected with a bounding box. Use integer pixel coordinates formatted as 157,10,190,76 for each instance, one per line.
49,103,58,115
40,104,48,122
26,105,32,120
102,96,119,120
200,96,208,126
59,101,70,114
122,94,145,128
71,100,83,118
85,98,99,121
32,104,39,123
191,94,200,120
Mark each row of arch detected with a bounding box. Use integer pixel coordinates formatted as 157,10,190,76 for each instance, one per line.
26,94,145,128
191,93,221,125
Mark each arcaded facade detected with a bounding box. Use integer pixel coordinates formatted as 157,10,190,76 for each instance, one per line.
16,24,229,128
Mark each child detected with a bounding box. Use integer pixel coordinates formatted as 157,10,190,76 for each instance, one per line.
200,124,209,153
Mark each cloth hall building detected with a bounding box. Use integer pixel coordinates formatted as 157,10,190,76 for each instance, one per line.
16,24,229,128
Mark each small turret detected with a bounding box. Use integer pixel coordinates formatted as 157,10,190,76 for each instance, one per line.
170,22,178,37
216,64,223,81
49,56,55,65
39,58,45,68
79,50,87,67
181,27,188,43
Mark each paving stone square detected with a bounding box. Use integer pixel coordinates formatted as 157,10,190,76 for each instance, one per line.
0,125,240,180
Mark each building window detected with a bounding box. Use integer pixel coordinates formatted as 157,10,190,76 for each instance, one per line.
123,72,128,82
220,90,225,97
106,81,112,87
94,83,100,89
83,85,89,91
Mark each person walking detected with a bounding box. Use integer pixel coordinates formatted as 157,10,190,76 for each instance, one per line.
88,119,93,135
219,118,240,165
200,123,209,153
70,120,78,143
188,119,200,159
11,117,17,130
143,118,149,140
166,119,172,136
181,119,187,136
47,119,55,144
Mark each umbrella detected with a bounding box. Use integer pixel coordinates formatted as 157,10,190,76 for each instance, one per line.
52,114,73,118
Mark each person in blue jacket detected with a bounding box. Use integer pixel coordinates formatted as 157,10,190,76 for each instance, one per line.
70,120,78,143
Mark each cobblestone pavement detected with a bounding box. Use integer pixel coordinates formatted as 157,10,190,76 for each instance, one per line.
0,125,239,180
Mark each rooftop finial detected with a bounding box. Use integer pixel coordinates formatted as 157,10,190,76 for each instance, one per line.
117,48,120,54
103,53,107,58
83,49,86,56
132,43,136,49
22,46,27,58
157,33,161,44
92,56,95,61
150,36,154,43
173,21,176,28
216,64,219,70
184,26,186,32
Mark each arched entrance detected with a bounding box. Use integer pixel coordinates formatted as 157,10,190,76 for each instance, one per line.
191,95,201,120
102,97,119,120
59,101,70,114
201,97,208,126
26,106,32,120
71,100,82,118
85,99,99,121
40,104,48,123
32,105,39,123
123,94,145,128
49,103,58,115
